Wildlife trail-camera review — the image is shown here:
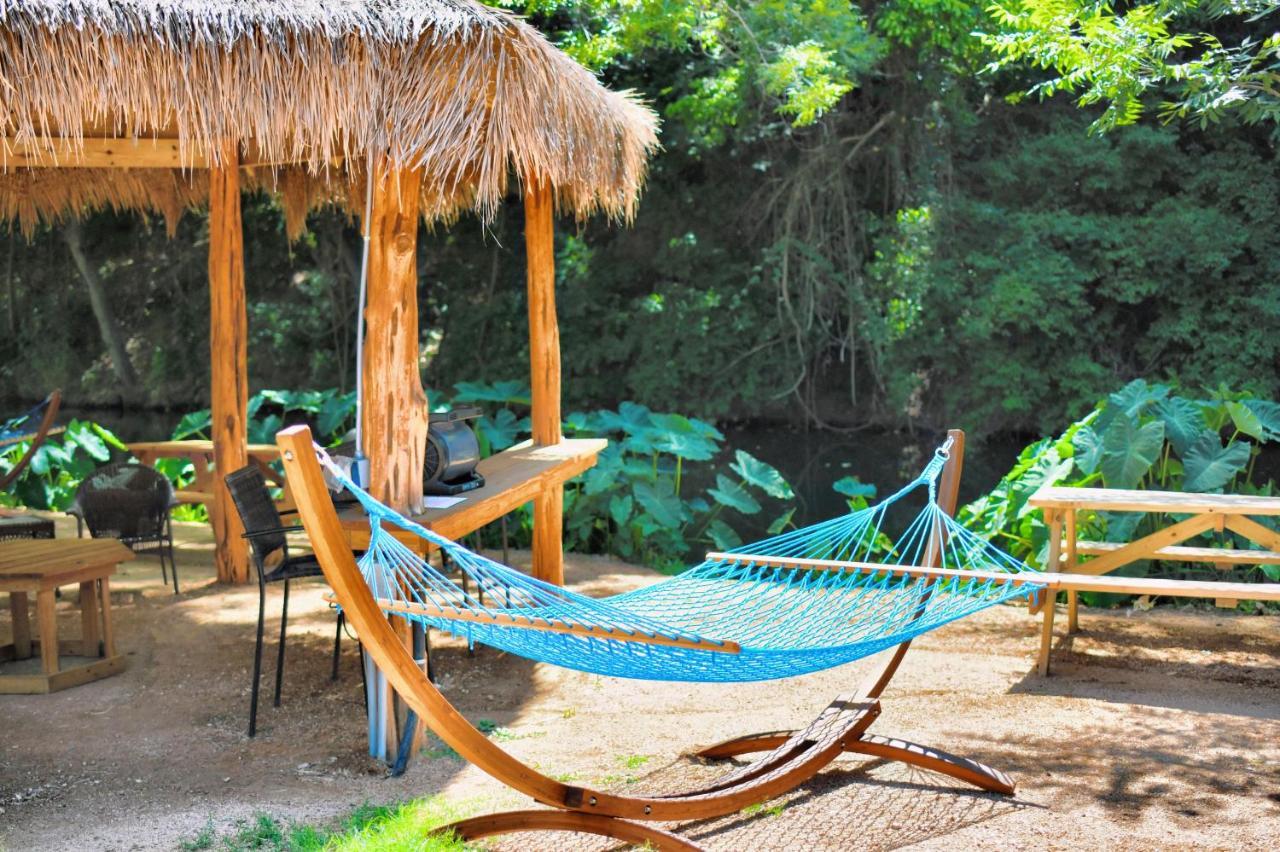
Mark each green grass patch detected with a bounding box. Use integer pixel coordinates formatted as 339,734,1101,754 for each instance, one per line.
178,797,470,851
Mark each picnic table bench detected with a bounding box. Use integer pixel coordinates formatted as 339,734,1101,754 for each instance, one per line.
128,440,291,510
1028,486,1280,675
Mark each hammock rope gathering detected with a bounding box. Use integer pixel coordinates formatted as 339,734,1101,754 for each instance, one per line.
321,437,1041,683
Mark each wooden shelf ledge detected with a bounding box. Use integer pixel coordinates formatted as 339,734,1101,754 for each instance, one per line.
338,438,607,549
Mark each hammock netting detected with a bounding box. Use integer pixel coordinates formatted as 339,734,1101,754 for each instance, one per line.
325,442,1041,683
0,396,53,449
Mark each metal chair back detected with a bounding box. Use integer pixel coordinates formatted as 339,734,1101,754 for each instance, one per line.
74,460,172,543
224,465,290,573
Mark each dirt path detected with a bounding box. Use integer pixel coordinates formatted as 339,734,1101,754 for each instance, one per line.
2,515,1279,850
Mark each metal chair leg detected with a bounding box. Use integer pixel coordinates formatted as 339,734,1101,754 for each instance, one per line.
167,520,179,594
274,578,290,707
249,583,267,737
331,610,343,681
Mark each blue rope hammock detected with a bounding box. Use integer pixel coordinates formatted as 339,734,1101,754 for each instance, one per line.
322,441,1040,683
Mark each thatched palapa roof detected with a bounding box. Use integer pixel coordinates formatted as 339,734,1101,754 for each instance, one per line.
0,0,660,235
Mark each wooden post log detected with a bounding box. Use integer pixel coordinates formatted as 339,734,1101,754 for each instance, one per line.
361,160,429,514
525,179,565,585
209,142,250,584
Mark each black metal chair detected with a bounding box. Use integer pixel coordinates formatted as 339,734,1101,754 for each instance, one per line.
72,460,178,593
224,464,344,738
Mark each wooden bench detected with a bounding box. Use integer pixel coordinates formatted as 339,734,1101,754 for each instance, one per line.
1028,486,1280,675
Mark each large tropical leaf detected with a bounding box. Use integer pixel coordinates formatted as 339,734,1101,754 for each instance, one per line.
1011,451,1075,518
1071,425,1104,475
633,480,686,529
1182,433,1251,492
706,519,742,550
1225,401,1265,441
608,494,633,527
1244,399,1280,442
475,409,527,453
1109,379,1170,418
652,414,720,460
832,476,876,498
1155,397,1205,456
730,451,794,499
452,380,531,405
708,474,762,514
1099,414,1164,489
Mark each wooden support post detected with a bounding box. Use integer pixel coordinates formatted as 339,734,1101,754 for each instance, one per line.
209,141,250,583
1065,509,1079,634
1038,509,1062,676
100,578,115,657
10,591,30,658
525,179,564,586
79,581,101,656
361,159,429,514
37,590,57,674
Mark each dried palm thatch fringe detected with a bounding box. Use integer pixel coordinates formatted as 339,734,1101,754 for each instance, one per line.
0,0,660,236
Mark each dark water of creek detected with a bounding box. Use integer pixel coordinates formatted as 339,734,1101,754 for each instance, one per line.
57,403,1030,524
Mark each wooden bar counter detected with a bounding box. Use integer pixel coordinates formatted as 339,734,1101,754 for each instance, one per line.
337,438,607,555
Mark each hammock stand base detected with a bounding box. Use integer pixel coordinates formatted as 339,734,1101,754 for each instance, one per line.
278,426,1016,852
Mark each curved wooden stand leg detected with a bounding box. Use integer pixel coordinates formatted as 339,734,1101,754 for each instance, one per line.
697,726,1016,796
440,810,703,851
845,734,1015,794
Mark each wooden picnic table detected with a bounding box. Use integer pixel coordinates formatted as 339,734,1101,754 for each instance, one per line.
128,439,291,510
1028,486,1280,675
0,538,133,693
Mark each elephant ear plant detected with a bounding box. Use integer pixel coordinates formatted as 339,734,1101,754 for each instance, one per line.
561,400,797,571
962,380,1280,608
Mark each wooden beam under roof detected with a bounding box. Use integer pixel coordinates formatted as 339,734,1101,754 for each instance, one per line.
0,136,340,170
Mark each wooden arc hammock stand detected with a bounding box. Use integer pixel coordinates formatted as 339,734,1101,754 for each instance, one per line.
0,390,63,492
278,425,1015,851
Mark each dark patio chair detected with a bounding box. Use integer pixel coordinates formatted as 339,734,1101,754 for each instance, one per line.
224,464,344,738
71,460,178,593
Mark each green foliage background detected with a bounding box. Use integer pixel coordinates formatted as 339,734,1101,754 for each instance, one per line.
1,1,1277,441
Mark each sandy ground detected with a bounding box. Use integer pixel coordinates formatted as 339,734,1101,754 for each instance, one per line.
1,513,1279,851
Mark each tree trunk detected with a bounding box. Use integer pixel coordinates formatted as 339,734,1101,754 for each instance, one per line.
62,217,139,388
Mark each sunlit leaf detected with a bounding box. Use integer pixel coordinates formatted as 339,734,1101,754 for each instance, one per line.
730,451,794,499
1226,400,1265,441
832,476,876,498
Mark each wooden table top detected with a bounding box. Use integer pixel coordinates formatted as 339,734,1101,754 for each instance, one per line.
128,440,280,458
338,437,607,543
0,538,133,590
1029,486,1280,515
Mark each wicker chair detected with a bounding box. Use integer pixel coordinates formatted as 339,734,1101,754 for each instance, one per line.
224,464,344,738
71,460,178,593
